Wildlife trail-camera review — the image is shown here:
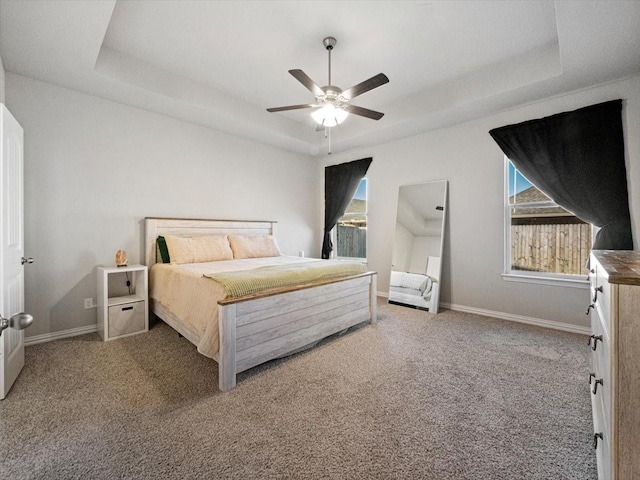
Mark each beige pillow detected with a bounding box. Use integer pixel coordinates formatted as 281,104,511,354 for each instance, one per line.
191,235,233,262
228,235,281,259
164,235,233,264
163,235,193,264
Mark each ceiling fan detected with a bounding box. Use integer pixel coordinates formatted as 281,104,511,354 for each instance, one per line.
267,37,389,128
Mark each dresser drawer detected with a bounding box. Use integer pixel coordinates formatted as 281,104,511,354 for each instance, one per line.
592,395,612,480
593,272,611,338
590,307,611,424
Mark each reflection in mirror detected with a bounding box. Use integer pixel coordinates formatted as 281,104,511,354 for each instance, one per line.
389,180,448,313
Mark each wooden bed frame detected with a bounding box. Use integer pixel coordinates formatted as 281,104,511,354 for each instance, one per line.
144,217,377,391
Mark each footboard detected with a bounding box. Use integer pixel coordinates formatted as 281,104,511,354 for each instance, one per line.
217,272,377,391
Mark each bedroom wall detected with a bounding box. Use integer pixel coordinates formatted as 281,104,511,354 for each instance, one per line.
391,222,412,271
321,75,640,330
409,236,440,274
407,238,429,274
6,74,318,339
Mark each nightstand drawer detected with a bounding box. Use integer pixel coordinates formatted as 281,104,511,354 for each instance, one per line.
108,301,145,338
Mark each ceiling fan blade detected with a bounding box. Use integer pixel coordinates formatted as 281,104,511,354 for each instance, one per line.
266,104,317,113
342,73,389,100
344,104,385,120
289,70,324,96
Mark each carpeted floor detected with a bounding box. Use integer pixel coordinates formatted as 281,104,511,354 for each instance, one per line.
1,299,597,479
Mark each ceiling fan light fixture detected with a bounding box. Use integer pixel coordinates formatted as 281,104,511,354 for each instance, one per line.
311,103,348,127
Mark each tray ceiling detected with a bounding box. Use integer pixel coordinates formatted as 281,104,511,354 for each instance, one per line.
1,1,639,157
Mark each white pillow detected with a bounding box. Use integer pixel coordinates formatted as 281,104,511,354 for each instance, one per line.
163,235,233,264
228,235,281,259
389,271,404,287
399,273,427,290
420,276,434,295
191,235,234,262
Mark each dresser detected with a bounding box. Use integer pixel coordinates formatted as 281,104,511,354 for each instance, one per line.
587,250,640,480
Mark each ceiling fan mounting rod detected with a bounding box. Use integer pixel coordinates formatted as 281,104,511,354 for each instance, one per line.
328,47,331,86
323,37,336,86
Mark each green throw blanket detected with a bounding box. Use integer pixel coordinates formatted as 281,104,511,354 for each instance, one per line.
204,260,367,299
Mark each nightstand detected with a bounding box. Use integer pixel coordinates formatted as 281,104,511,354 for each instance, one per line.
97,264,148,341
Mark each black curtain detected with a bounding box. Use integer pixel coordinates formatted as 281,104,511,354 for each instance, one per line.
489,99,633,250
322,157,372,259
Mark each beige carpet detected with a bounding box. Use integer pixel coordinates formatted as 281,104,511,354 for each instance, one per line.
0,299,597,479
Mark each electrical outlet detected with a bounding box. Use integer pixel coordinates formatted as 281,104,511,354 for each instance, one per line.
84,298,93,309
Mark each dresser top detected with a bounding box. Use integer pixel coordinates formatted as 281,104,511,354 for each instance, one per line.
592,250,640,285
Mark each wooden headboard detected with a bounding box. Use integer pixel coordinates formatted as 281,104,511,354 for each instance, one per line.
144,217,277,268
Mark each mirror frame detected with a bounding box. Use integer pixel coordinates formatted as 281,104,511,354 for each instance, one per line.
388,180,448,313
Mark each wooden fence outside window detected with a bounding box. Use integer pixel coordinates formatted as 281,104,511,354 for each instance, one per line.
511,223,592,275
337,225,366,259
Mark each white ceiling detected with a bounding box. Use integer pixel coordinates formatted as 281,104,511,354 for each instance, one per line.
1,1,639,157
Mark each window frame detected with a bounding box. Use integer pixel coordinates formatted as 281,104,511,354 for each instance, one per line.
332,177,368,262
503,157,589,289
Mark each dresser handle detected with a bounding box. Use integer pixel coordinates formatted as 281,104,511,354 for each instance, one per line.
594,433,603,449
592,378,603,394
591,335,603,351
592,286,603,303
589,372,596,384
585,304,595,315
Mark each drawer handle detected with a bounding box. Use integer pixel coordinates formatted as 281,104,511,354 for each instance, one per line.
588,334,603,349
592,285,603,303
585,304,595,315
593,433,603,449
121,306,134,311
592,378,603,394
589,372,596,384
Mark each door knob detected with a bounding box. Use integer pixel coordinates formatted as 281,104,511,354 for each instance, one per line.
22,257,34,265
0,312,34,336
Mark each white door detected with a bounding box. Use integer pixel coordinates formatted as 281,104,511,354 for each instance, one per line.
1,104,27,400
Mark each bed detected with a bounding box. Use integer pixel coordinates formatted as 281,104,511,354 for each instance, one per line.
144,217,377,391
388,256,440,311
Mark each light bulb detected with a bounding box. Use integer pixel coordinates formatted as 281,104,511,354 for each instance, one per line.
311,104,348,127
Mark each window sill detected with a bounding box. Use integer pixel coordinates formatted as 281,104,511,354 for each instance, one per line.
502,273,589,289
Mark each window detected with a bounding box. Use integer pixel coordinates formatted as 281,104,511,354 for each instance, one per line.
335,178,367,259
505,159,591,278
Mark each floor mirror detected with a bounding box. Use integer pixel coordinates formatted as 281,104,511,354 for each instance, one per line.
389,180,448,313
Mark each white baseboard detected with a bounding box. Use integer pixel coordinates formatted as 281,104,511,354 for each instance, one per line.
24,298,590,346
377,292,590,335
25,324,98,346
440,302,591,335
